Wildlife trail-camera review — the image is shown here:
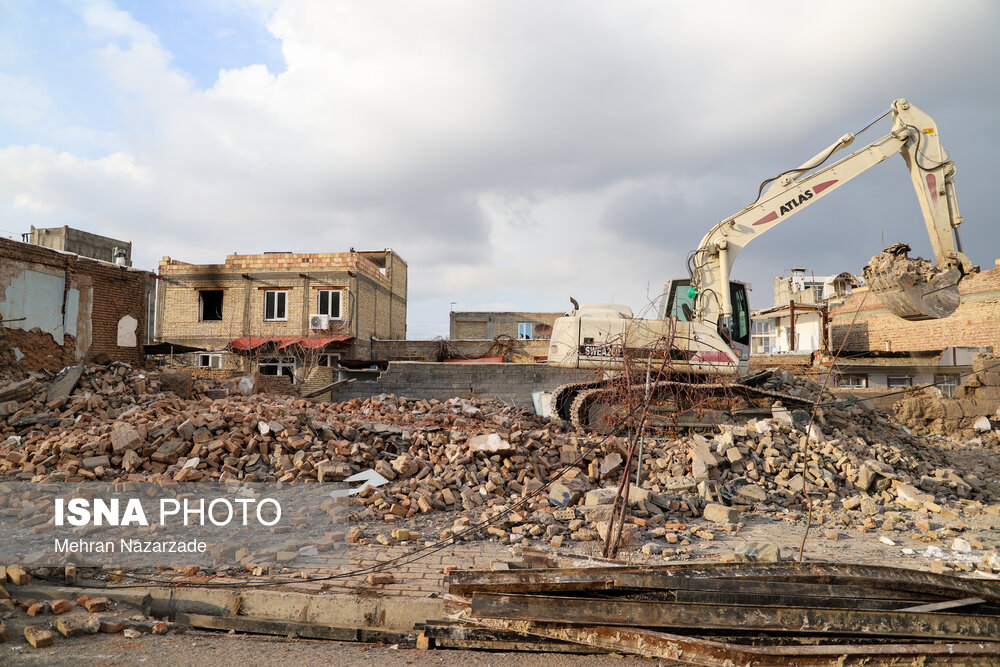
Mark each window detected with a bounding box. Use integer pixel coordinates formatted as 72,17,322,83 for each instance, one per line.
935,375,959,398
887,376,912,388
198,353,222,369
199,290,223,321
318,353,339,367
668,282,696,321
517,322,533,340
839,375,867,388
751,319,775,355
811,283,824,302
264,290,287,321
317,290,343,319
259,357,296,382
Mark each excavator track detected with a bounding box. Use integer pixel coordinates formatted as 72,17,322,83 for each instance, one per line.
555,377,816,434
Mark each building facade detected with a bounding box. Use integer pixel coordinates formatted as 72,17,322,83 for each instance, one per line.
449,311,563,340
0,236,148,371
156,249,406,382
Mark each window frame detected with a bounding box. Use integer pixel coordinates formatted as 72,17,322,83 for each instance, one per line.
198,290,224,322
935,374,959,398
198,353,222,369
517,322,533,340
258,357,297,382
750,318,776,355
839,374,867,388
887,375,912,389
264,290,288,321
318,353,340,368
316,289,344,320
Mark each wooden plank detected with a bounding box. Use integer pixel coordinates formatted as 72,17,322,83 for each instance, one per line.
899,597,986,613
470,593,1000,641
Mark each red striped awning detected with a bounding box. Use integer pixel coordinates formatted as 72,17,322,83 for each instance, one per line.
229,336,351,351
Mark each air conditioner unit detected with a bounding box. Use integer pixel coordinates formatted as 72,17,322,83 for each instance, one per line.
309,314,330,330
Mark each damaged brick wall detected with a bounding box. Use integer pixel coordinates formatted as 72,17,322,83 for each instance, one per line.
830,262,1000,353
0,237,148,372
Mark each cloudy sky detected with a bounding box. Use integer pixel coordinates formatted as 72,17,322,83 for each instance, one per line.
2,1,998,338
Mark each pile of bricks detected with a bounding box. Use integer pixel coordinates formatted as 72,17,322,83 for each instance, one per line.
2,361,997,545
0,566,169,650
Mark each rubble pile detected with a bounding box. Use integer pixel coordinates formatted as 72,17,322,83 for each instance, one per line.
1,362,999,555
894,353,1000,445
863,242,944,286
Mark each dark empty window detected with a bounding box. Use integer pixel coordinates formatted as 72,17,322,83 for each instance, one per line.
199,290,223,321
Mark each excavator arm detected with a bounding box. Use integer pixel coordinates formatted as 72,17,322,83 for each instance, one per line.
690,98,975,324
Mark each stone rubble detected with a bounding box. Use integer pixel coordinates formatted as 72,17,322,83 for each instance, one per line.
1,359,999,598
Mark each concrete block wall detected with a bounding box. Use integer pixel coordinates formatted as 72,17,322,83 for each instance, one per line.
323,362,597,409
372,338,551,362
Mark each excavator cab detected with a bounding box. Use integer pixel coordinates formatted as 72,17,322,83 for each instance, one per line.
661,279,750,350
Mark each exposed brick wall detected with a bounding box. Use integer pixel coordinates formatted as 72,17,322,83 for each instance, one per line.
830,263,1000,353
324,361,596,409
0,237,147,371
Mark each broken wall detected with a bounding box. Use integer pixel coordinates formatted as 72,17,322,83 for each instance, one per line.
323,361,594,409
0,237,147,371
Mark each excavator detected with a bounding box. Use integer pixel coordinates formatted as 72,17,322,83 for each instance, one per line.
548,98,976,431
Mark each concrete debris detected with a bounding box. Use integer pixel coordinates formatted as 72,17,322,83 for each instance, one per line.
864,242,944,287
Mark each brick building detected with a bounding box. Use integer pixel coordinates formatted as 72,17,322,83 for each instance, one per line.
449,311,562,340
827,258,1000,390
156,249,407,384
0,236,148,371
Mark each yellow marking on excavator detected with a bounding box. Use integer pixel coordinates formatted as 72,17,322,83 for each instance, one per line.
922,128,935,134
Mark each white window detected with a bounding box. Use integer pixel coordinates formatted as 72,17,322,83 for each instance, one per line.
317,290,343,319
839,375,866,388
750,319,775,355
936,375,959,398
887,376,912,389
198,353,222,369
259,357,296,382
264,290,287,321
517,322,533,340
318,353,340,367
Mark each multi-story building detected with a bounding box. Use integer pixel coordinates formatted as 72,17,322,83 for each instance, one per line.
449,311,563,340
156,249,406,384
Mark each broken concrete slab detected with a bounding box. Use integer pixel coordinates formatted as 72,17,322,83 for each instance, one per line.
45,364,85,403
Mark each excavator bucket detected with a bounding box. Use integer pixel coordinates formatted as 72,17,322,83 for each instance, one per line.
862,243,962,321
